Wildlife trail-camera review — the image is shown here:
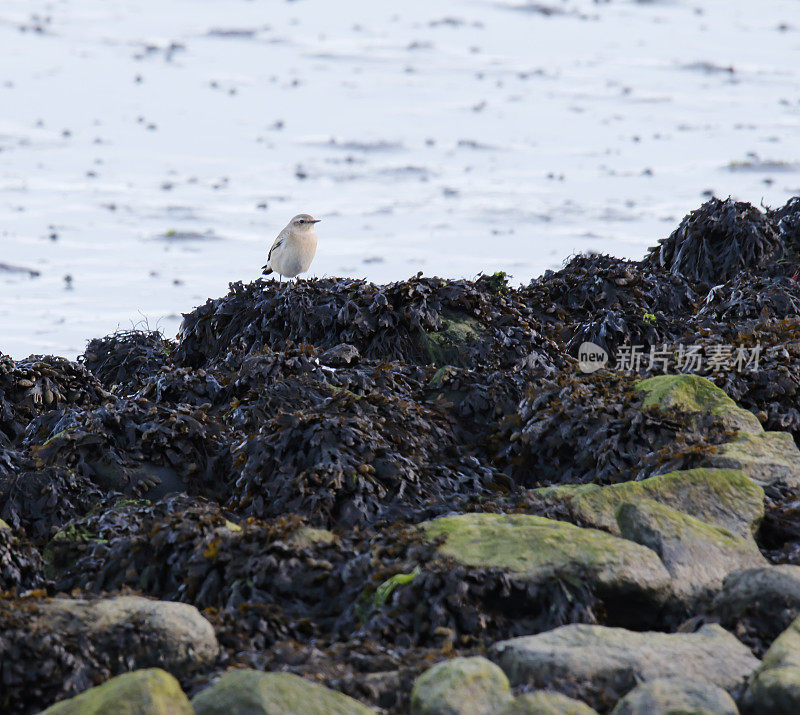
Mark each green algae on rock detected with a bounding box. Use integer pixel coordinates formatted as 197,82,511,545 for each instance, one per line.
500,691,598,714
191,670,374,715
636,374,763,435
410,656,512,715
741,613,800,714
40,668,192,715
615,498,765,605
421,513,671,611
610,677,738,715
541,467,764,539
701,430,800,491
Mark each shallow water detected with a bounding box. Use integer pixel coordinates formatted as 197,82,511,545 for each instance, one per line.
1,0,798,359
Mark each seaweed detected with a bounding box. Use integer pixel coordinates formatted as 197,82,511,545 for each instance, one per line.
644,197,783,283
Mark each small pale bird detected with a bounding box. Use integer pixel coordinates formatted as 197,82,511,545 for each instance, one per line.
262,213,320,280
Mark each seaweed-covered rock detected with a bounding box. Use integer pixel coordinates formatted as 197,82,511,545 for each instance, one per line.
191,669,374,715
421,513,670,624
490,624,758,711
0,593,214,713
741,613,800,714
499,372,735,488
33,595,218,676
769,196,800,261
616,499,765,606
540,468,764,539
24,398,231,500
521,253,701,355
81,330,174,394
636,374,763,435
40,668,192,715
410,656,512,715
644,197,783,283
610,677,738,715
175,275,555,371
0,457,104,541
0,355,112,445
0,526,45,592
695,271,800,326
710,565,800,655
230,389,498,529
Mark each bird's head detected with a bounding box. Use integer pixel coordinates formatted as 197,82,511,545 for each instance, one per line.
289,214,321,231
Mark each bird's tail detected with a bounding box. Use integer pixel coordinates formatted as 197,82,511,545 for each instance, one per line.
261,264,273,275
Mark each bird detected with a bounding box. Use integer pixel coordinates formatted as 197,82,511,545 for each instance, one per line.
262,213,320,280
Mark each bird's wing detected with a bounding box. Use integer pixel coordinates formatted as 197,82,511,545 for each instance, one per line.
267,235,284,263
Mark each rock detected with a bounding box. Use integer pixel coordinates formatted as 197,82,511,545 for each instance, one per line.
490,623,758,710
711,565,800,651
409,656,512,715
541,468,763,539
191,669,374,714
500,691,597,714
319,343,360,367
34,595,218,676
636,374,763,434
741,613,800,713
421,513,671,618
616,499,765,605
287,526,337,549
419,311,488,366
610,677,738,715
40,668,192,714
702,430,800,490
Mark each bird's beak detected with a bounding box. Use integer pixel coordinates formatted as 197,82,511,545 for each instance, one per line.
312,219,321,223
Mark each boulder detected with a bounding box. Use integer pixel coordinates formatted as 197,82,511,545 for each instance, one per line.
40,668,192,714
410,656,512,715
636,374,762,434
711,565,800,650
34,595,218,676
702,430,800,491
610,677,738,715
192,669,374,714
539,468,763,539
741,613,800,714
500,691,597,714
490,623,758,710
616,499,765,604
421,513,670,613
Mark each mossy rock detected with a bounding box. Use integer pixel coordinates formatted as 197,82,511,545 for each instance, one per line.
742,613,800,713
546,468,763,539
490,623,759,710
421,513,670,605
40,668,192,714
500,691,598,714
410,656,512,715
636,374,762,434
702,430,800,490
419,311,488,366
611,677,738,715
192,669,374,715
616,498,765,605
